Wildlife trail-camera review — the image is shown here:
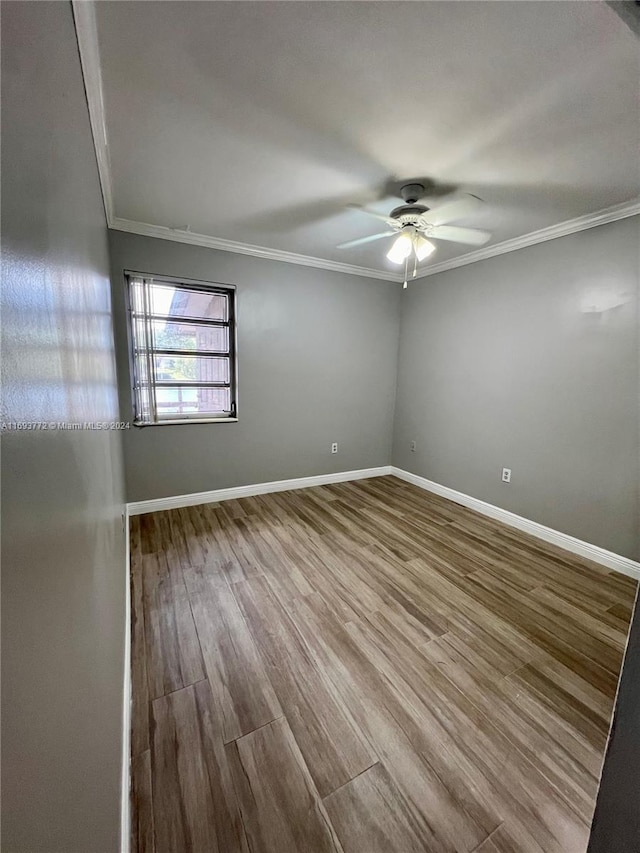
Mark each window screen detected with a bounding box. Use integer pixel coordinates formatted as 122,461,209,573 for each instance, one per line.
126,273,237,425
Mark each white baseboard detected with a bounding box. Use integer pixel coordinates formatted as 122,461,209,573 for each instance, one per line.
120,506,131,853
391,467,640,581
125,464,638,580
127,466,393,515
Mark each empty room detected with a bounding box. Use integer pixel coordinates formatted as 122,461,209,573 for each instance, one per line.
2,1,639,852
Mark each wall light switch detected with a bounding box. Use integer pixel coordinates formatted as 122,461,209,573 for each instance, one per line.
502,468,512,483
410,441,417,452
331,442,338,454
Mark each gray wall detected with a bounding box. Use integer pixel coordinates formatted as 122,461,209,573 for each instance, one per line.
393,216,640,561
1,3,126,851
109,230,401,502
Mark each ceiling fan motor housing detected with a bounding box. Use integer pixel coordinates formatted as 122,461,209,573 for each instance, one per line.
399,182,426,204
390,204,429,222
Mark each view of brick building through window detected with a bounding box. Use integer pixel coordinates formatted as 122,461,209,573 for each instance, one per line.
154,288,230,416
129,277,235,423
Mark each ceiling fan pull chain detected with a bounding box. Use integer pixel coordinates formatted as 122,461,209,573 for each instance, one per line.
413,250,418,278
403,255,408,289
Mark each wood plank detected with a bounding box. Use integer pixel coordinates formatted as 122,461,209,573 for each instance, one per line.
226,716,343,853
241,517,316,603
288,593,494,852
479,819,587,853
344,609,592,841
400,558,540,669
530,585,629,650
132,475,636,852
505,656,612,744
130,548,149,756
130,750,154,853
421,634,601,823
142,552,205,699
266,525,363,622
472,834,501,853
607,599,635,623
183,562,282,742
232,575,376,796
324,762,432,853
154,510,186,571
139,512,161,556
151,680,247,853
464,571,624,687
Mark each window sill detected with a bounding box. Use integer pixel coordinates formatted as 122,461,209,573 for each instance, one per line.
134,418,238,427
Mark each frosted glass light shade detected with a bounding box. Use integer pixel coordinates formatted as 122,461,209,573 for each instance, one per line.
386,231,414,264
415,235,436,260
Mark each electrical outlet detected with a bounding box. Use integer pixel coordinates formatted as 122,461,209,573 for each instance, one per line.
501,468,512,483
331,442,338,454
410,441,417,452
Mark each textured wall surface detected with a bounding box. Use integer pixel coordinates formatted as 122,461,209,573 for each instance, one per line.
1,3,126,850
109,230,401,502
393,217,639,560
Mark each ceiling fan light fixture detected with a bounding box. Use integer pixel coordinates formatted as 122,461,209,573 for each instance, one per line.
415,235,436,261
341,190,490,270
386,229,414,264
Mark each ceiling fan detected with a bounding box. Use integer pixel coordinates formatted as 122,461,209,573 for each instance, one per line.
338,182,491,286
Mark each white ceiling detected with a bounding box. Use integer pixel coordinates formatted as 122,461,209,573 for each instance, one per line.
92,1,639,277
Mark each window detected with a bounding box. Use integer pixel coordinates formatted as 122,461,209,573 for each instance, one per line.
126,273,237,425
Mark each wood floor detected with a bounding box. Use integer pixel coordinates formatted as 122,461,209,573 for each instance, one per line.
129,475,637,853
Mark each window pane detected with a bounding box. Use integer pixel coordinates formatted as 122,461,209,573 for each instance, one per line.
135,381,151,423
149,320,229,353
153,354,229,384
127,274,236,424
155,386,231,417
129,279,145,314
147,283,229,321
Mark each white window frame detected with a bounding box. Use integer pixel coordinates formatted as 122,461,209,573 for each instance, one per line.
125,271,238,426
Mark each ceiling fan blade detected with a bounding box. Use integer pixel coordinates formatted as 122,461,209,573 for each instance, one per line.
421,194,484,226
428,225,492,246
347,204,398,228
337,231,396,249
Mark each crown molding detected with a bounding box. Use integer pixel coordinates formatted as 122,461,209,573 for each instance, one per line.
110,217,401,281
414,197,640,279
112,198,640,284
72,0,114,223
72,2,399,282
74,2,639,285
